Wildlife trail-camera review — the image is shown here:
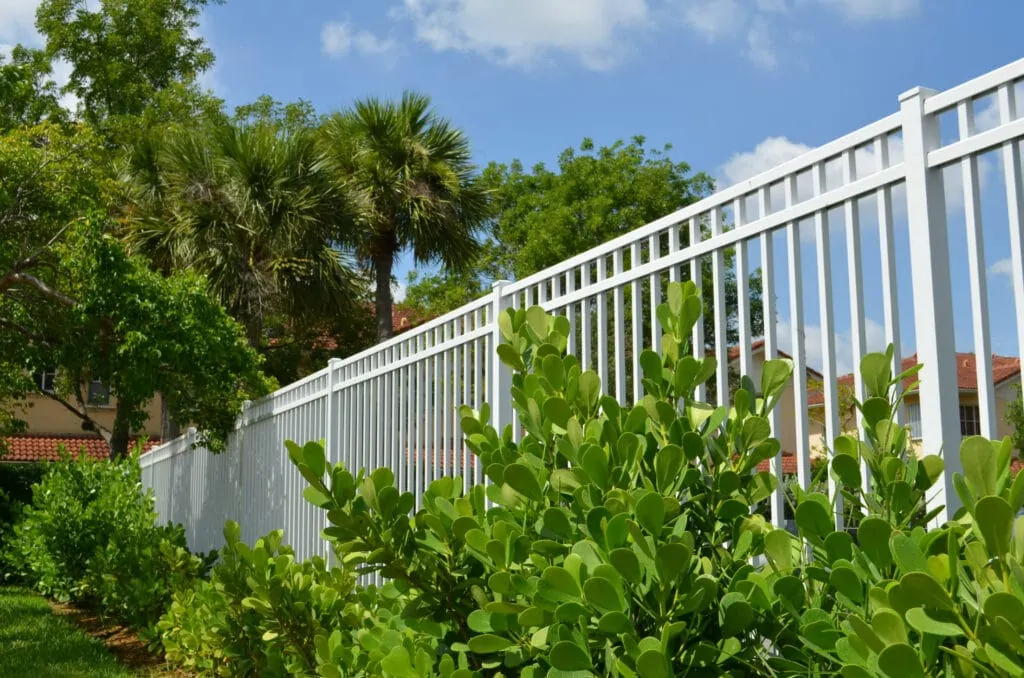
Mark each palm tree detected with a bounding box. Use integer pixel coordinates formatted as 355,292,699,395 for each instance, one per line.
119,121,359,347
319,91,489,341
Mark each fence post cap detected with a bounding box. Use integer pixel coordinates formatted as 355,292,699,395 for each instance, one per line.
898,86,938,103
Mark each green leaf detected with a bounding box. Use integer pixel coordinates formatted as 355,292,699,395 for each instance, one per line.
302,486,331,507
961,436,998,497
858,517,893,571
496,343,526,371
795,500,833,541
381,647,416,677
504,464,543,502
542,507,573,539
890,533,928,573
760,358,794,401
635,491,666,536
655,543,689,584
859,352,892,397
610,548,643,585
876,644,924,678
543,397,572,428
467,634,514,654
654,444,683,493
583,576,625,614
975,495,1014,558
871,608,907,645
832,454,862,488
983,591,1024,626
542,354,565,391
302,441,326,478
578,371,601,409
525,306,549,339
765,530,794,572
904,607,964,637
636,649,670,678
899,572,954,610
640,350,663,382
550,641,592,671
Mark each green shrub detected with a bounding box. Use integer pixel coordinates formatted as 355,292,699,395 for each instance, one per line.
159,520,433,677
156,278,1024,677
0,462,47,580
3,450,209,629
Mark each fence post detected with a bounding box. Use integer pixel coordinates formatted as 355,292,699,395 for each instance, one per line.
490,280,513,436
323,360,340,565
900,86,962,524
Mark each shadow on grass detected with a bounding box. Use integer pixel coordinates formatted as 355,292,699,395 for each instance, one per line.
0,587,136,678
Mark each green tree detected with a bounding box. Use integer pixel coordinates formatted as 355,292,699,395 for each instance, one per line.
35,0,224,142
0,46,67,132
118,121,360,349
319,91,490,341
1,123,271,458
402,269,487,317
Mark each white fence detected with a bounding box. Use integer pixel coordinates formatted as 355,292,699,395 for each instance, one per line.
141,58,1024,559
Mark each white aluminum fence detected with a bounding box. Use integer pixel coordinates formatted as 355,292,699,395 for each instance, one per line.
141,59,1024,559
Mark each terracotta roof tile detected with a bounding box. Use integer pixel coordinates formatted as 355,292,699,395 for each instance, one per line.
807,352,1021,406
0,435,160,463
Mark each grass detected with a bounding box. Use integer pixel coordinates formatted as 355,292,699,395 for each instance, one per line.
0,587,138,677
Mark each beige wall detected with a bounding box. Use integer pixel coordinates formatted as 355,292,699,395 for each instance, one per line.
16,393,163,436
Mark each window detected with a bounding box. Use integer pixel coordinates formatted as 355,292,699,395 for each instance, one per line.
960,404,981,437
34,369,56,393
905,402,922,440
87,379,110,407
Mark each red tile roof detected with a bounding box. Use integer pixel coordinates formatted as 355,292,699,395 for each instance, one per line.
807,352,1021,406
0,435,160,463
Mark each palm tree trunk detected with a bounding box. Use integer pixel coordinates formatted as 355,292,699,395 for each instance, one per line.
375,252,394,341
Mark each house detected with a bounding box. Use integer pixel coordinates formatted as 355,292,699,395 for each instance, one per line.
1,369,163,463
731,341,1021,474
807,352,1021,454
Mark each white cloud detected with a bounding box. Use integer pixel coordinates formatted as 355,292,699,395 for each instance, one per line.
745,21,777,70
678,0,743,41
778,316,887,376
720,136,812,186
322,20,398,59
0,0,41,47
396,0,648,69
813,0,920,21
990,258,1015,278
392,280,408,303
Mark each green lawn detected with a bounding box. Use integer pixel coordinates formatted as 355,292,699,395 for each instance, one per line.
0,587,137,677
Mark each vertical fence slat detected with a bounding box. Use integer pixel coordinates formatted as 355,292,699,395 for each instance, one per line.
613,249,627,403
998,84,1024,390
631,242,643,404
875,136,903,425
786,174,812,495
734,198,752,379
813,162,842,517
759,186,784,528
901,86,962,523
690,218,707,403
958,100,997,439
843,149,870,492
711,209,729,410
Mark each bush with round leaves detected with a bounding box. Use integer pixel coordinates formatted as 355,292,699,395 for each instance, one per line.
292,281,800,676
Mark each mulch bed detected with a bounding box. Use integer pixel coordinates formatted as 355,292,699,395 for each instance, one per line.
48,600,189,676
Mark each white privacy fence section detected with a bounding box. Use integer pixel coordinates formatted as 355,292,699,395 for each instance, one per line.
142,59,1024,558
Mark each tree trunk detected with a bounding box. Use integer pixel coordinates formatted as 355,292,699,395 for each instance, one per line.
109,398,132,460
160,395,180,442
375,252,394,342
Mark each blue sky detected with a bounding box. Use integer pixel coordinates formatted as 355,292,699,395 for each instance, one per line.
2,0,1022,370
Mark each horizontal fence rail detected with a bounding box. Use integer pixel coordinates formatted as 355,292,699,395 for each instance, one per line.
142,59,1024,559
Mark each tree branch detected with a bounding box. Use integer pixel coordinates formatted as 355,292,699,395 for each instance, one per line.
39,389,113,447
0,272,76,307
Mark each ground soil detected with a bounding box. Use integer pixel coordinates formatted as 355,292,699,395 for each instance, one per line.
48,599,190,676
